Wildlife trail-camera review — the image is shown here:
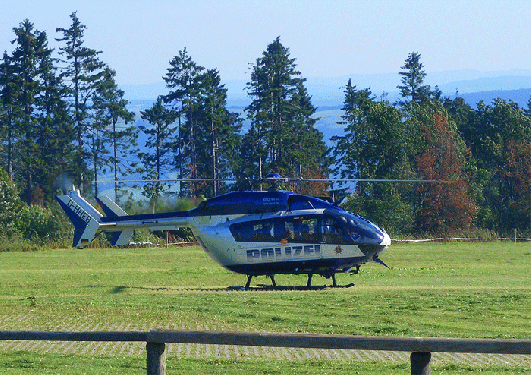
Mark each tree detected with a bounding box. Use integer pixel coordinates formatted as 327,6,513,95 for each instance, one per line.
0,167,24,238
415,110,476,234
505,140,531,234
91,66,136,198
0,20,74,205
331,80,378,181
139,97,176,209
0,51,20,182
32,28,74,204
163,48,204,195
244,37,328,190
7,19,74,205
194,69,241,196
163,50,241,197
331,80,415,234
397,52,432,105
8,20,43,203
468,99,531,234
56,12,106,194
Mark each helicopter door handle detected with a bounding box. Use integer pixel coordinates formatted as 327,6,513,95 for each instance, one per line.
142,220,159,224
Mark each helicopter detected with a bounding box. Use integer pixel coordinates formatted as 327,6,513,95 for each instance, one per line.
56,173,394,289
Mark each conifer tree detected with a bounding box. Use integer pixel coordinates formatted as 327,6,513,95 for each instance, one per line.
163,48,204,194
9,19,43,203
244,37,328,189
9,20,75,204
397,52,432,105
1,20,73,204
163,50,241,197
56,12,105,194
194,69,241,196
91,66,136,198
33,28,73,203
139,96,176,207
0,52,19,182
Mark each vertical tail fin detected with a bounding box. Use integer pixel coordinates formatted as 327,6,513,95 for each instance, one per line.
56,188,101,248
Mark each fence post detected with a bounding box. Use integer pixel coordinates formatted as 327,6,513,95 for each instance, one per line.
146,342,166,375
410,352,431,375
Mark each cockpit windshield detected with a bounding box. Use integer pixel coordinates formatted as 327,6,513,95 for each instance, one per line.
324,209,384,244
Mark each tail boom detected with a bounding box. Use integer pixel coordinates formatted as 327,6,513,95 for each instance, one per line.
57,188,192,248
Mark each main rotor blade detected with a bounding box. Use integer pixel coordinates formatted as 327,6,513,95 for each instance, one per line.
94,178,241,184
93,177,449,184
298,178,449,183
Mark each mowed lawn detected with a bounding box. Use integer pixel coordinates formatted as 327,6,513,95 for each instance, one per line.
0,241,529,374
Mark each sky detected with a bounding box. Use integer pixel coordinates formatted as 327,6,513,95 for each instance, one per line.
1,0,530,86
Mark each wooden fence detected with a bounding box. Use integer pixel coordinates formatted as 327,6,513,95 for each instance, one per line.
1,330,530,375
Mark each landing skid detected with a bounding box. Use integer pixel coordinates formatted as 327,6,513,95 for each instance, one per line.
229,283,355,291
240,274,355,290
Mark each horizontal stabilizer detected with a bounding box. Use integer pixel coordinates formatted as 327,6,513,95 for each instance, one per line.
95,195,134,246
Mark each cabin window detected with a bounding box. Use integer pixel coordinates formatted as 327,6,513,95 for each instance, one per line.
230,214,363,245
284,217,320,243
230,222,274,242
231,215,321,244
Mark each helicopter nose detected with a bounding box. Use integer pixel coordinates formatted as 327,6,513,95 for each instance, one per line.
381,231,391,247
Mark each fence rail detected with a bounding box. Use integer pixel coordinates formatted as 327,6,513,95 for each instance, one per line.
1,330,530,375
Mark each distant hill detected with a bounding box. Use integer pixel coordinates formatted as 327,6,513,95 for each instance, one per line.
122,69,531,149
458,88,531,108
122,69,531,110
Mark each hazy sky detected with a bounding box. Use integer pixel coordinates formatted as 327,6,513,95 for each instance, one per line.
1,0,530,85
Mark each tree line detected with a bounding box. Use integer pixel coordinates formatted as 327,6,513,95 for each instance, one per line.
0,14,529,245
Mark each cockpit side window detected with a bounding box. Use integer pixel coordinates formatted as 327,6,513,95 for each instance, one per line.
319,216,351,244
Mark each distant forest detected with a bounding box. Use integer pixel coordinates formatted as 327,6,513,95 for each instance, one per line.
0,13,529,249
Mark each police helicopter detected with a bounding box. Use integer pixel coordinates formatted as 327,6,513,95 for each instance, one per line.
56,173,397,289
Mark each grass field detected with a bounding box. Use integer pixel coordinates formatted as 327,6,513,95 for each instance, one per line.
0,241,529,374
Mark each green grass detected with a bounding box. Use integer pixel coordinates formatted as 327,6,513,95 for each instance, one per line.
1,352,529,375
0,242,529,373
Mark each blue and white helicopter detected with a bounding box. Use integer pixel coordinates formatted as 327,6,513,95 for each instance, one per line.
56,174,393,289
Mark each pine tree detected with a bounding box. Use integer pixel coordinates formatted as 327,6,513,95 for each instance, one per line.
56,12,106,194
33,28,74,204
194,69,241,196
91,66,136,198
8,20,65,204
397,52,432,105
0,52,20,182
244,37,328,189
163,50,241,197
163,48,203,195
139,97,176,208
1,20,74,204
331,80,376,181
9,20,40,203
